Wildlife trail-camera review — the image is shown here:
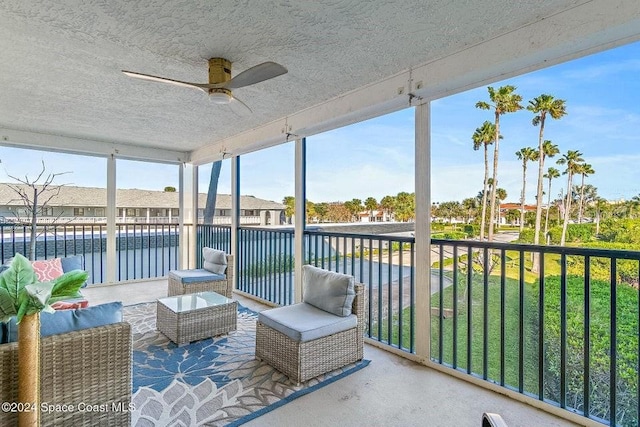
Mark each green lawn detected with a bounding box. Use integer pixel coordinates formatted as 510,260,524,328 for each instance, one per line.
430,273,540,394
371,271,540,393
370,260,640,426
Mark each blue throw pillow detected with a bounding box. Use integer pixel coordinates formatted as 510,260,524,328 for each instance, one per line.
60,255,88,288
60,254,83,272
5,301,122,343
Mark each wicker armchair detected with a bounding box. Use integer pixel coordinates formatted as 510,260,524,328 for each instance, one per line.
0,322,132,426
168,255,234,298
482,413,508,427
256,282,365,384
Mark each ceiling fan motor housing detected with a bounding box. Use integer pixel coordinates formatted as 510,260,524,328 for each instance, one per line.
208,57,232,102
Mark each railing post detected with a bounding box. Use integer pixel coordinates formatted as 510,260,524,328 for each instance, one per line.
414,101,431,361
294,137,306,303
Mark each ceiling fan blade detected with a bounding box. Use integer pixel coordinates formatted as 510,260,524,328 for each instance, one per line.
228,94,253,116
212,62,287,89
122,70,209,93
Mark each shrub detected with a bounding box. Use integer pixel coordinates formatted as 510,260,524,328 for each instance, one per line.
517,229,545,244
547,223,596,244
442,231,467,240
431,222,446,231
566,241,640,287
463,224,480,237
243,254,294,277
391,241,413,251
540,276,638,424
431,231,466,240
599,218,640,244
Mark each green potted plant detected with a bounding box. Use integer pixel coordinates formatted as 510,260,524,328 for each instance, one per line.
0,253,88,426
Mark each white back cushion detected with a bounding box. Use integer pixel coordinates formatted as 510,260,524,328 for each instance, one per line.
302,265,355,317
202,247,227,274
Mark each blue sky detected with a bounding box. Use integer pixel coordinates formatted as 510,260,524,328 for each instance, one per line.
2,40,640,205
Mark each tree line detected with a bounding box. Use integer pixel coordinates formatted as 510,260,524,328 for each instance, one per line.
282,192,416,224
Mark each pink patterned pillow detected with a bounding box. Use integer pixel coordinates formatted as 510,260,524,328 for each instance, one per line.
32,258,64,282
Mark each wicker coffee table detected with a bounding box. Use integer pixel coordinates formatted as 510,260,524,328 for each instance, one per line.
156,291,238,346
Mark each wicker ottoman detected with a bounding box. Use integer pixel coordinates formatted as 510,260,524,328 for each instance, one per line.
157,291,237,345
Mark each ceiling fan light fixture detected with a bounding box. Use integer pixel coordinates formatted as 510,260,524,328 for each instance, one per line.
122,58,287,113
209,88,232,104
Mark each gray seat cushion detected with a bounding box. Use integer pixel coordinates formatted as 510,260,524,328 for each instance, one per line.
302,265,355,317
169,269,226,284
258,302,357,342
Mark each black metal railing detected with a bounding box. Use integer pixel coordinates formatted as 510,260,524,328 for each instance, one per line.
430,238,640,426
196,224,232,266
193,223,639,425
0,222,184,284
236,226,295,305
116,223,181,282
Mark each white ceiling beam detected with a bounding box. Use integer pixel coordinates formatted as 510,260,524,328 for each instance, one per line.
190,0,640,165
0,127,189,164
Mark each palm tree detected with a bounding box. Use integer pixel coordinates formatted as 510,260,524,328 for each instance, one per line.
461,197,479,223
543,167,560,236
576,163,595,223
527,95,567,247
515,147,539,232
472,121,498,240
593,197,609,235
557,150,584,245
495,187,507,230
380,195,396,221
364,197,378,221
630,195,640,219
438,201,463,227
476,86,523,241
344,198,363,222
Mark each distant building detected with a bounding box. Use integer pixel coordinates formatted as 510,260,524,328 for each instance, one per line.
0,184,285,226
359,210,391,222
499,202,543,225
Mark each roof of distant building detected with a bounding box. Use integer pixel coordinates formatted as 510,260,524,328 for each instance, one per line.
0,183,285,210
500,203,540,211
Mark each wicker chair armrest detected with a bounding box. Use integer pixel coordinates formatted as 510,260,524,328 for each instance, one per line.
226,254,234,291
353,283,365,327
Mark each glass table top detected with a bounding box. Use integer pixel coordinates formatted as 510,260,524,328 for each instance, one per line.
158,291,234,313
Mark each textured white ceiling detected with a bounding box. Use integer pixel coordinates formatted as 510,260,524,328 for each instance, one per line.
0,0,636,161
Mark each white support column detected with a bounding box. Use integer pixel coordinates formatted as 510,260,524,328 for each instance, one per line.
231,157,240,291
106,155,117,283
294,138,306,303
414,102,432,362
192,165,199,264
179,163,197,269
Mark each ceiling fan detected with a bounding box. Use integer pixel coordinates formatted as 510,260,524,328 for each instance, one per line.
122,58,287,112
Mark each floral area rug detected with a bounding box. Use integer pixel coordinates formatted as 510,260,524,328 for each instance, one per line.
124,302,370,426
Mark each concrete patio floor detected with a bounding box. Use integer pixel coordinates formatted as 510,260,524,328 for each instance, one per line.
83,279,584,427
